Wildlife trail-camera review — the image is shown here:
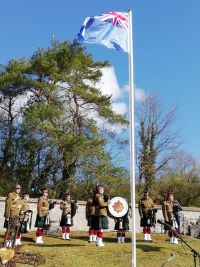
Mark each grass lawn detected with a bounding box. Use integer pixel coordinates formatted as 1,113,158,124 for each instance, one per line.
136,233,200,267
1,232,200,267
0,231,132,267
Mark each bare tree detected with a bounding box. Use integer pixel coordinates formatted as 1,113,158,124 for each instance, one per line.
136,94,181,188
168,151,200,206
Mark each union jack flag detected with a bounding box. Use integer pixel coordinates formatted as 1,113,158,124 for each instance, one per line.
77,11,129,53
99,12,128,31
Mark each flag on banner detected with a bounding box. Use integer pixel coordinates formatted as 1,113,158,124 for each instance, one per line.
77,11,128,53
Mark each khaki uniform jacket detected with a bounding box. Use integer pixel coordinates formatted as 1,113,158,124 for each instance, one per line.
93,193,108,216
138,198,154,217
20,200,29,213
162,201,173,221
86,199,95,218
60,201,71,215
19,200,30,221
37,196,49,217
4,192,21,218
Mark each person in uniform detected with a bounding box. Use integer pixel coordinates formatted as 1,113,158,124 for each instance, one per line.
138,190,155,242
173,198,182,233
3,184,22,247
114,211,130,243
92,185,110,247
86,197,97,243
15,192,30,246
162,191,179,244
60,193,77,240
4,184,22,226
35,188,49,244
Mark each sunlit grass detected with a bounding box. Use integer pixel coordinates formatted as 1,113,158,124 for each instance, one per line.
0,231,131,267
1,232,199,267
136,233,200,267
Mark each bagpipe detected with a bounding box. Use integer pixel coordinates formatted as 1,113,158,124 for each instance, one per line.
65,201,78,224
173,200,182,213
57,200,78,227
146,208,158,227
19,210,33,233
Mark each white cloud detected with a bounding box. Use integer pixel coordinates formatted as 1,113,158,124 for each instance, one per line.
121,83,129,92
98,67,121,100
111,102,127,115
120,83,146,102
135,88,146,102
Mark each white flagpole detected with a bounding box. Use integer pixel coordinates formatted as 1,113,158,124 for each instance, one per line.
128,10,136,267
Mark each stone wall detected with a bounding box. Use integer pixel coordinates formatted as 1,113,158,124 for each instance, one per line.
0,198,116,232
0,198,200,233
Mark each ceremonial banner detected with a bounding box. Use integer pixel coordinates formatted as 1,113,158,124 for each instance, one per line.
77,11,128,52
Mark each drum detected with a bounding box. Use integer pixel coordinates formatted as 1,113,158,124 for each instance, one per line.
108,197,129,218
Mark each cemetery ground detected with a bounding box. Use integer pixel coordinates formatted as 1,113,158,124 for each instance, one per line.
0,232,200,267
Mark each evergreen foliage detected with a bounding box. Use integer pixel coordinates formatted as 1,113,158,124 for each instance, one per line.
0,40,129,199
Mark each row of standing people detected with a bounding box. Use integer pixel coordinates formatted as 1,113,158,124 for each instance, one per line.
138,190,182,244
3,185,77,246
3,184,182,247
3,184,127,247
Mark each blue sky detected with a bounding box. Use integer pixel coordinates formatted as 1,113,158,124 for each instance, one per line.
1,0,200,163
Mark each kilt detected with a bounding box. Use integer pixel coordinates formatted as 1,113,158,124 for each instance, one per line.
114,217,129,231
3,217,20,229
87,215,95,227
3,219,8,229
35,215,47,228
60,214,73,227
19,221,29,234
92,216,109,230
140,215,153,227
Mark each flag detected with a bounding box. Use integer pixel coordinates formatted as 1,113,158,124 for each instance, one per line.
77,11,128,53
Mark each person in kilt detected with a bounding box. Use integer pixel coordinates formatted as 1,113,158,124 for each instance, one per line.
4,185,22,227
60,193,77,240
114,207,130,244
92,185,110,247
3,184,22,247
15,192,30,246
162,191,179,244
86,197,97,243
139,191,155,242
35,188,49,244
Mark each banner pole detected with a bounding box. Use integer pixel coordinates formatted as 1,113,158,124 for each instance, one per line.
128,10,136,267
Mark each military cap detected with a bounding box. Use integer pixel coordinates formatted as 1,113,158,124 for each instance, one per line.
97,184,105,189
167,191,173,195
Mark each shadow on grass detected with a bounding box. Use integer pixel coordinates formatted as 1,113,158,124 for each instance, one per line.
21,236,34,242
27,243,85,247
71,235,88,242
136,239,159,243
137,244,163,252
103,237,132,243
68,235,132,244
